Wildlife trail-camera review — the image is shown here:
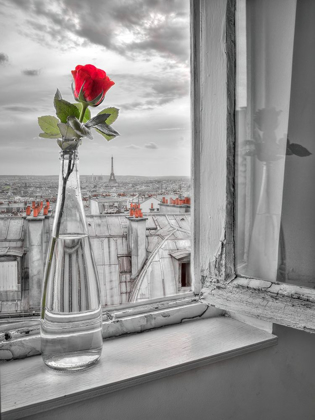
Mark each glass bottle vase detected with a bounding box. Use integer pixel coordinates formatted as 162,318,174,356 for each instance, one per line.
40,150,103,370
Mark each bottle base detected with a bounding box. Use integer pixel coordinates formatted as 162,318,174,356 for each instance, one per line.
43,350,101,371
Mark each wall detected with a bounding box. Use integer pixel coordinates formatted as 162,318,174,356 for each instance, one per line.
137,197,161,213
89,199,100,215
159,204,189,214
24,324,315,420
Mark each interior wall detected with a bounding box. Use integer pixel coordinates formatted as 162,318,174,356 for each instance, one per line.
24,324,315,420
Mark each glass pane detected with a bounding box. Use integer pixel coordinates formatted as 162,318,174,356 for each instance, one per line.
236,0,315,288
0,0,191,317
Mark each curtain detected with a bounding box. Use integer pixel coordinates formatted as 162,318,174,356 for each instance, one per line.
235,0,297,281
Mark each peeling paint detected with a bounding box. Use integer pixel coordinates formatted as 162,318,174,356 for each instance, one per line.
213,235,226,279
200,277,315,333
0,299,222,360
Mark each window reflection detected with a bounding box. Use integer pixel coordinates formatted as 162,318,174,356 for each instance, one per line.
235,0,315,288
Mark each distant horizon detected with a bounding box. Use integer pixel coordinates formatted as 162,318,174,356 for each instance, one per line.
0,174,190,179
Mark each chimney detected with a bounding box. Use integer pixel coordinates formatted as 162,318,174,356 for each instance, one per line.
126,214,148,279
26,211,46,311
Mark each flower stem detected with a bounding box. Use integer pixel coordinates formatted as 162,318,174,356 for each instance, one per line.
79,103,88,122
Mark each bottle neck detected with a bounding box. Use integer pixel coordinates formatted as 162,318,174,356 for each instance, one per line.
52,150,87,237
59,151,80,194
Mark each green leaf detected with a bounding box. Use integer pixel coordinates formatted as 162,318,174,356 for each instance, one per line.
97,107,119,125
58,123,80,140
95,129,116,141
55,89,62,100
67,117,93,139
88,90,104,106
38,115,60,135
57,139,81,151
78,82,86,103
93,122,119,140
85,113,111,128
73,103,91,123
54,91,80,123
39,132,60,139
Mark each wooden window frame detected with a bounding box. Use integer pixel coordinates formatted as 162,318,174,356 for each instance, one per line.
5,0,315,361
1,1,214,360
193,0,315,333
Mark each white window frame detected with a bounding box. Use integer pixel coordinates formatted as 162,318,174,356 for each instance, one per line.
195,0,315,333
3,0,315,360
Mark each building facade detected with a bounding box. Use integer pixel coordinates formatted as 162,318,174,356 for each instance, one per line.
0,211,191,314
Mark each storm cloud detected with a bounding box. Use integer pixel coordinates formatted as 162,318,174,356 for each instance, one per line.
0,0,191,176
22,69,40,76
0,53,9,65
10,0,189,64
115,73,189,111
144,142,158,149
3,105,38,112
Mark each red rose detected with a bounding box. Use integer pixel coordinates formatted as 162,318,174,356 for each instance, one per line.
71,64,115,106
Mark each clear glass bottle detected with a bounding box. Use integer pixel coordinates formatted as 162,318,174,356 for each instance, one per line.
40,150,103,370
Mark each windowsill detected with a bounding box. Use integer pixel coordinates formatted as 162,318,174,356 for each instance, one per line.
2,316,277,420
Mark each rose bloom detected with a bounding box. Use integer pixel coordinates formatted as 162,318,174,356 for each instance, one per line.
72,64,115,106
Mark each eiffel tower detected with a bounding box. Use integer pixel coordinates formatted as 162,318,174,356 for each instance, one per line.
108,156,117,184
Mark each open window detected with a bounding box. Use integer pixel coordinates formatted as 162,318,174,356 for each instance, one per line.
197,0,315,333
0,0,193,318
4,0,314,362
0,0,208,360
170,248,191,290
235,0,315,289
180,262,191,288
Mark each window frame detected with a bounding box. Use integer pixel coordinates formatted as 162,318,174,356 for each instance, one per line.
3,0,315,361
195,0,315,333
1,1,212,360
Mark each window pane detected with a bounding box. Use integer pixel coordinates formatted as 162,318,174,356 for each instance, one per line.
236,0,315,288
235,0,298,282
277,0,315,288
0,0,191,315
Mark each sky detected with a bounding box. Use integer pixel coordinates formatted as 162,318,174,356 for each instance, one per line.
0,0,191,176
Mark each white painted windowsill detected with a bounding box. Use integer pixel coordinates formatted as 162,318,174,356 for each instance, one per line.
2,316,277,420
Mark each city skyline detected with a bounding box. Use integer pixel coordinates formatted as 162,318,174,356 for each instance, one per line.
0,0,191,176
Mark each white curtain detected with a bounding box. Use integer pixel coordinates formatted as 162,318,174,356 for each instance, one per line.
236,0,297,281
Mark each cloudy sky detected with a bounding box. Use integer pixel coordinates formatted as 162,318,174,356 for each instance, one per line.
0,0,190,176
